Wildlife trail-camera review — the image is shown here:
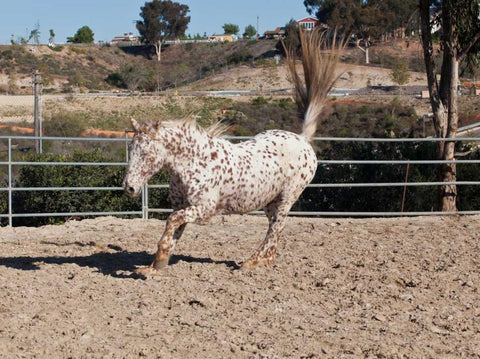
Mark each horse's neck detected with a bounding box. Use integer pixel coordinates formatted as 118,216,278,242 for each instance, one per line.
159,125,212,171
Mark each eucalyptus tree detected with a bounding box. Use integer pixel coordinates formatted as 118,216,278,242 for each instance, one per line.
223,23,240,35
243,24,257,38
419,0,480,211
29,22,41,45
67,26,94,43
137,0,190,62
303,0,417,63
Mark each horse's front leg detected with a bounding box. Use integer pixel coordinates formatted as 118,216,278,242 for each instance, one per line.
136,205,212,275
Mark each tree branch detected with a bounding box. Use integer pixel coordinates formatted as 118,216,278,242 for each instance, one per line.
458,30,480,62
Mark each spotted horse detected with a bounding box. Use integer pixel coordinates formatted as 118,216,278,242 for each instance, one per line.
123,28,343,275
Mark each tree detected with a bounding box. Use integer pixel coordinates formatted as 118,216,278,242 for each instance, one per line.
419,0,480,211
243,24,257,38
222,23,239,35
67,26,94,43
48,29,55,47
29,21,40,45
304,0,372,63
390,58,411,90
279,19,301,54
137,0,190,62
303,0,417,63
369,0,419,38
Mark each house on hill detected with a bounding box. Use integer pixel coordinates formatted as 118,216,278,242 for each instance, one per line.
264,27,285,39
297,17,319,31
110,33,140,46
263,17,322,38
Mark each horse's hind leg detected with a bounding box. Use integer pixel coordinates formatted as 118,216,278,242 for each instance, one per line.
242,196,293,268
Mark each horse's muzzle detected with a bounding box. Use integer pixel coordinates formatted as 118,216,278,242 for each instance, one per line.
123,180,139,197
125,186,136,197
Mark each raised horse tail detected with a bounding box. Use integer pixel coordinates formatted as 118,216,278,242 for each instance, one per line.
284,28,344,141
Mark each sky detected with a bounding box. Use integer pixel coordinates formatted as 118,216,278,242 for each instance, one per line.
1,0,311,44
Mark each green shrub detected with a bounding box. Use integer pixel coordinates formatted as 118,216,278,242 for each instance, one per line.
456,146,480,211
1,49,14,60
0,190,7,226
49,45,64,52
43,112,90,137
105,71,125,88
68,46,87,55
11,150,170,226
227,50,253,65
294,141,439,213
251,96,269,105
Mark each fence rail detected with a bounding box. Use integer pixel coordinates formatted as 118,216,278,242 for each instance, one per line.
1,135,480,226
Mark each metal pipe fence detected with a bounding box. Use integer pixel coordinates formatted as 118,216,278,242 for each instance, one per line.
1,134,480,226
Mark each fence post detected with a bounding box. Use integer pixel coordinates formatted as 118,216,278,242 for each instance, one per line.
33,70,43,154
125,131,130,162
8,138,12,227
141,184,149,220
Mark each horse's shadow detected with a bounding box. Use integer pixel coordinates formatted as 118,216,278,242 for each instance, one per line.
0,242,240,279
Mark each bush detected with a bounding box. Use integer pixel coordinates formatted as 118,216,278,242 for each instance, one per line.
251,96,269,105
227,50,253,65
456,146,480,211
49,45,64,52
43,112,90,137
105,72,127,88
294,141,439,213
11,150,170,226
0,190,7,226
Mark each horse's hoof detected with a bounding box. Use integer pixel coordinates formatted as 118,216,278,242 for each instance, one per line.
135,265,162,276
241,256,275,270
241,259,258,270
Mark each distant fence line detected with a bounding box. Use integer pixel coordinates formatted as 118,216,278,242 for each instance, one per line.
1,135,480,227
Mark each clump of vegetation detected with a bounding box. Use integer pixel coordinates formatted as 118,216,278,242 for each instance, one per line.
224,98,421,138
10,150,170,226
390,58,411,88
251,96,269,105
43,112,90,137
319,100,420,138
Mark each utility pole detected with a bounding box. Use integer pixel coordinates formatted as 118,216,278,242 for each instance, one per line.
33,70,43,153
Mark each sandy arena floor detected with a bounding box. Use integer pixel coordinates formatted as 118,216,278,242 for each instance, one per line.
1,214,479,358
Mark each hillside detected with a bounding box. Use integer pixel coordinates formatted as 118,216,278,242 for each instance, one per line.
0,38,431,94
2,38,480,139
0,40,280,94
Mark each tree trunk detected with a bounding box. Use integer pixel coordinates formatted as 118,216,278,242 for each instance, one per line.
155,40,162,62
356,39,370,64
419,0,458,212
440,55,459,211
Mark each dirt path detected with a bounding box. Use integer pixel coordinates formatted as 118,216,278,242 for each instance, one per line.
1,214,479,358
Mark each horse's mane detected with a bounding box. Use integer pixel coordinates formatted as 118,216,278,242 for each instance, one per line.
157,119,229,138
135,118,230,139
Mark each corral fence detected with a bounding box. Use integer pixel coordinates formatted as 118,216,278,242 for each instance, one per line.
1,135,480,227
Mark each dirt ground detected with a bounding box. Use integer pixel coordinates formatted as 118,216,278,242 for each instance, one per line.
1,214,479,358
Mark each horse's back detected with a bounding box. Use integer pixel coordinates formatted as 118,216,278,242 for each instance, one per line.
214,130,317,213
240,130,317,182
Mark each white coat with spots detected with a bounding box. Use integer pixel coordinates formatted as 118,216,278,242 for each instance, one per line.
123,29,342,274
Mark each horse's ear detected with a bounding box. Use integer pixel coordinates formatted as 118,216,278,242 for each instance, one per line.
131,118,140,132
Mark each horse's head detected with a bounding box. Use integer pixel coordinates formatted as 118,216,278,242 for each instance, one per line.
123,118,165,197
